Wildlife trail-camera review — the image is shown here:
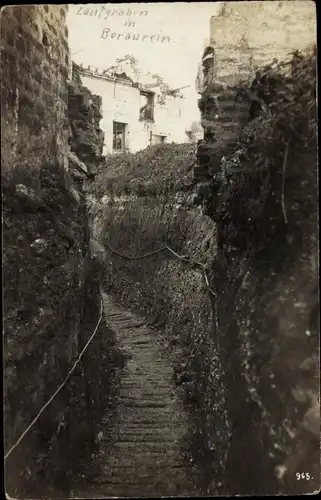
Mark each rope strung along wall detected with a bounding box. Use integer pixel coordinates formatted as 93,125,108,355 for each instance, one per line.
89,228,217,298
5,230,218,460
4,298,104,461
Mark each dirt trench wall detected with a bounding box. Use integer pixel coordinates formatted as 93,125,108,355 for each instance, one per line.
2,5,115,497
209,145,319,495
3,163,115,498
195,43,319,494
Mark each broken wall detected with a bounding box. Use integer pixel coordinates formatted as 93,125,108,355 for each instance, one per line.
209,52,319,494
195,0,317,185
68,63,104,174
210,1,317,87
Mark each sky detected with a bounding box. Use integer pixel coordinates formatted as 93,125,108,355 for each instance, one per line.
67,2,222,125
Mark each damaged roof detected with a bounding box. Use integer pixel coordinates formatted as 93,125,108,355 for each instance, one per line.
74,62,185,98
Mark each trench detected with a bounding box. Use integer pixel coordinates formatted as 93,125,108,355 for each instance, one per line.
3,15,318,496
70,240,198,497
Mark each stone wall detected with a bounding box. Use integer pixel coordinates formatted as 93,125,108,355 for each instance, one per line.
2,5,116,497
1,5,69,171
209,84,319,496
210,1,317,87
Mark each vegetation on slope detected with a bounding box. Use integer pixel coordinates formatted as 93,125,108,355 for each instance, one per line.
209,47,318,494
92,143,197,198
212,47,317,231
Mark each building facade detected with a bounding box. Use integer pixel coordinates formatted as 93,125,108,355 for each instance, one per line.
77,64,188,155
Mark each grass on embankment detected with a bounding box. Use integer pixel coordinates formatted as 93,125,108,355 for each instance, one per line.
92,143,197,199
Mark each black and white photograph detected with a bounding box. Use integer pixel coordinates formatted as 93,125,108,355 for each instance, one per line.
1,1,319,498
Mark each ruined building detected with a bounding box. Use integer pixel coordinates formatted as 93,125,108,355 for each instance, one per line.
77,63,188,154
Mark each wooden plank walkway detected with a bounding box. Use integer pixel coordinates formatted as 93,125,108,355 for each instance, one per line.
72,248,197,497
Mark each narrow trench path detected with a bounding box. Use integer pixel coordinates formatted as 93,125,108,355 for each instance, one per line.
72,245,196,497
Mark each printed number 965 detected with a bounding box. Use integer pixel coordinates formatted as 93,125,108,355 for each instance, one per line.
296,472,311,480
